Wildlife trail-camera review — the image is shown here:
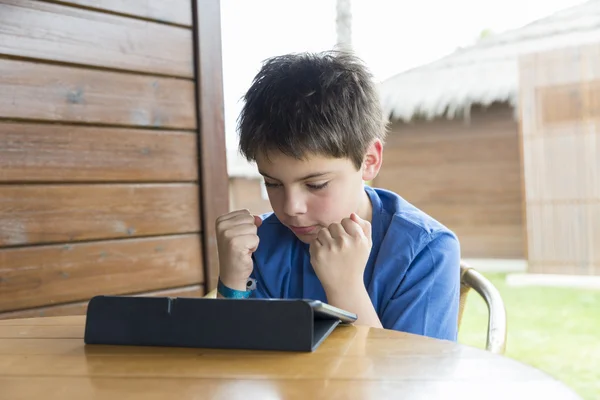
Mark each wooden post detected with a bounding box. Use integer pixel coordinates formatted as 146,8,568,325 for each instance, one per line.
192,0,229,291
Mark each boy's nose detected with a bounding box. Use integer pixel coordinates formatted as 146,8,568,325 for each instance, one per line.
283,193,307,216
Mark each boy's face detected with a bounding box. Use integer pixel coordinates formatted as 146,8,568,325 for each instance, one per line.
256,141,382,244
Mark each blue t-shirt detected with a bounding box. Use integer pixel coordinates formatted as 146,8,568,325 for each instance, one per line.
250,185,460,341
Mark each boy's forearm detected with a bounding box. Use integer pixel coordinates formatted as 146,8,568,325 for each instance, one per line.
325,284,383,329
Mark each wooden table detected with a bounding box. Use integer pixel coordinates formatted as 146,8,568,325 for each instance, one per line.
0,316,581,400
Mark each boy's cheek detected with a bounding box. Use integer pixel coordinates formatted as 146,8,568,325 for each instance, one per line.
306,198,337,222
318,192,354,217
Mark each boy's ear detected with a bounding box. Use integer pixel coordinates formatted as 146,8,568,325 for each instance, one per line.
362,139,383,182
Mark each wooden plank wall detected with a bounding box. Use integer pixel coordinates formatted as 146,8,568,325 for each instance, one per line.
0,0,229,318
374,103,525,259
519,44,599,275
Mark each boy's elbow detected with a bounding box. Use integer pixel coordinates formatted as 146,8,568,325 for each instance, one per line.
434,230,461,264
427,232,461,341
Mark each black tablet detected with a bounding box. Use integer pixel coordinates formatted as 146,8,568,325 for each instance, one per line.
84,295,354,351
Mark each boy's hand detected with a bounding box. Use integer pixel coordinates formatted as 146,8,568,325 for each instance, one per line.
309,213,372,296
215,209,262,291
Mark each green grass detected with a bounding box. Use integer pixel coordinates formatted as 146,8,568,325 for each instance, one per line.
458,273,600,400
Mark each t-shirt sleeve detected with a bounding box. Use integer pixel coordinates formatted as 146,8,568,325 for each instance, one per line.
381,230,460,341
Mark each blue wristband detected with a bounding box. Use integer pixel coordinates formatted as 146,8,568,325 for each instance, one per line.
217,278,254,298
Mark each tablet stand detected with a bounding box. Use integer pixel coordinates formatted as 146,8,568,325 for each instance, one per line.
84,295,341,352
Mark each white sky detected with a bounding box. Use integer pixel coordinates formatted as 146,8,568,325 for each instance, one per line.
220,0,587,149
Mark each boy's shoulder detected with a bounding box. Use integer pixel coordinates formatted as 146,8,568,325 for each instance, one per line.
367,186,459,252
369,186,450,232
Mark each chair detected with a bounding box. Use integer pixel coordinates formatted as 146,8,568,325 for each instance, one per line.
204,288,217,298
459,260,507,354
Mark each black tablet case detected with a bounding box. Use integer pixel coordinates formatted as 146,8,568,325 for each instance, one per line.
84,296,341,352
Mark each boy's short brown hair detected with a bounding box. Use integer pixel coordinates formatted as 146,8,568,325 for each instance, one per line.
237,50,387,170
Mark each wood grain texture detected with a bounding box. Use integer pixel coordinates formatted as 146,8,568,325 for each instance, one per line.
0,317,582,400
193,0,229,290
0,284,204,320
0,234,203,312
0,184,200,246
375,104,524,259
0,59,196,129
0,303,88,321
0,0,193,77
520,44,600,275
0,377,581,400
0,122,198,182
50,0,193,26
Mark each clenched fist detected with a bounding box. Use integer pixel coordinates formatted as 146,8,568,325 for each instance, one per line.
215,209,262,291
309,213,372,297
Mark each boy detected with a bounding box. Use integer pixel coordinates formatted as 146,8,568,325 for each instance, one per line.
215,50,460,341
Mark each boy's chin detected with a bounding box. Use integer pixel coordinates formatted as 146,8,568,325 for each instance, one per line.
293,233,316,244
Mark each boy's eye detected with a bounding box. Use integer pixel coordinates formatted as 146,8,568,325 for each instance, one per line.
306,182,329,190
263,181,329,190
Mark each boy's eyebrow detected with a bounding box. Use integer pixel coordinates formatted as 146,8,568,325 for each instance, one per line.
259,171,330,182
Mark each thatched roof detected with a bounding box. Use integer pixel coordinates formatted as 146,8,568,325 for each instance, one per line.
379,0,600,122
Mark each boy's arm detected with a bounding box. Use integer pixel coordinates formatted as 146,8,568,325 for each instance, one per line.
215,210,263,298
382,231,460,341
326,286,383,328
309,213,383,329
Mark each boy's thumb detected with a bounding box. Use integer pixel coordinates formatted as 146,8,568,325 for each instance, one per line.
253,215,263,228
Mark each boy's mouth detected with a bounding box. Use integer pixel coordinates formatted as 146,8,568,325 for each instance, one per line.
289,225,318,235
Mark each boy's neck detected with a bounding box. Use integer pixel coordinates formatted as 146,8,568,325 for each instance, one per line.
357,188,373,223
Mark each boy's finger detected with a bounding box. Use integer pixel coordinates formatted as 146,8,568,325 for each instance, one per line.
217,209,251,222
253,215,263,228
341,217,364,238
327,223,345,239
231,233,260,252
351,213,372,238
317,226,334,244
